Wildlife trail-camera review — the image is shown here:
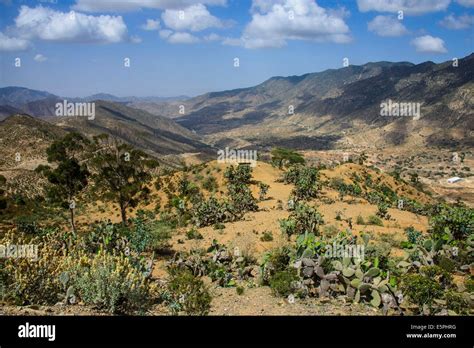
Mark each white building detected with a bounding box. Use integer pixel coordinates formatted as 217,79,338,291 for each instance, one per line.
447,177,462,184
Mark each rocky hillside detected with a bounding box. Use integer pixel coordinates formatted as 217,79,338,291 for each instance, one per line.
147,53,473,150
46,100,213,158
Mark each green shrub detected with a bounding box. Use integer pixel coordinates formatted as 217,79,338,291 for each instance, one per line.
376,203,390,220
356,215,365,225
367,215,383,226
271,147,305,169
279,203,324,238
202,176,218,192
269,270,299,297
185,227,202,239
260,231,274,242
402,274,443,309
404,226,422,244
445,291,469,314
193,197,229,227
165,267,212,315
67,251,152,314
283,166,320,200
430,206,474,240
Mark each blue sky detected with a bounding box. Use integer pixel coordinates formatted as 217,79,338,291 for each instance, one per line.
0,0,473,97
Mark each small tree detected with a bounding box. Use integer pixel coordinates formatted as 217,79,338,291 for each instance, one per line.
271,147,305,169
90,135,158,225
38,132,90,233
358,152,368,165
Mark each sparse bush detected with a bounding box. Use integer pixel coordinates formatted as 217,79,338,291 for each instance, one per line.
402,274,443,310
279,203,324,238
186,227,203,240
202,176,218,192
405,226,422,245
193,197,230,227
283,166,320,200
269,270,299,297
445,291,469,314
67,251,152,314
1,230,65,305
367,215,383,226
356,215,365,225
260,231,274,242
258,182,270,201
430,206,474,240
271,147,305,168
165,266,212,315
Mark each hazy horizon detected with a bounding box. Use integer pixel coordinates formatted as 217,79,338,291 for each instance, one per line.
0,0,473,97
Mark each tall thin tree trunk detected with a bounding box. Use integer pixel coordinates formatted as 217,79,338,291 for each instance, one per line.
120,200,127,226
70,207,76,234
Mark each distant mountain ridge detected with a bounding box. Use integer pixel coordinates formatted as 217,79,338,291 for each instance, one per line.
0,87,189,119
163,53,473,150
1,53,473,152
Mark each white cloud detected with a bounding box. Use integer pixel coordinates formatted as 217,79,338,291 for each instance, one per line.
456,0,474,7
368,15,408,36
204,33,222,41
411,35,447,53
13,6,127,43
439,13,474,29
141,19,160,31
0,32,29,51
34,53,47,62
228,0,351,49
159,29,173,39
130,35,142,43
357,0,451,15
166,32,200,44
162,4,225,32
72,0,226,12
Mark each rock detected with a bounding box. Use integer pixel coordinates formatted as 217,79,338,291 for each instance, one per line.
250,266,259,278
293,260,302,269
235,256,244,263
301,258,315,267
303,279,314,286
302,266,314,278
460,264,470,271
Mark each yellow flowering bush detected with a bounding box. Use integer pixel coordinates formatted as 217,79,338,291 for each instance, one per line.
0,230,66,305
65,249,153,314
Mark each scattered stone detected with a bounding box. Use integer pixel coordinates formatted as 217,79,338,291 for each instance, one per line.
301,258,315,267
302,266,314,278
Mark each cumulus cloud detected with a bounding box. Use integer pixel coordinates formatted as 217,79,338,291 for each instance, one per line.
368,15,409,36
141,19,161,31
159,29,173,39
162,4,225,32
0,5,129,51
166,32,200,44
72,0,226,12
357,0,451,15
12,6,127,43
0,32,29,51
456,0,474,7
439,13,474,29
227,0,351,49
34,53,47,62
411,35,447,53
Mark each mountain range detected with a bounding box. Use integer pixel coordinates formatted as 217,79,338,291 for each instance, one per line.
0,53,472,160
